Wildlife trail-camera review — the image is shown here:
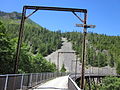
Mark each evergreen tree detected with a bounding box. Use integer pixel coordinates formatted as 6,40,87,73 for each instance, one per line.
60,64,66,72
0,21,14,74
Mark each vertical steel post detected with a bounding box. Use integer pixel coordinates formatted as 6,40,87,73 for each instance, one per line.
20,74,24,89
75,58,78,80
57,52,59,76
4,75,8,90
29,73,32,87
36,73,38,84
14,7,26,74
71,60,73,72
80,13,87,89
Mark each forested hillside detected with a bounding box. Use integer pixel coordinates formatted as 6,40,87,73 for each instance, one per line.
0,11,62,74
63,31,120,74
0,11,62,56
1,11,120,74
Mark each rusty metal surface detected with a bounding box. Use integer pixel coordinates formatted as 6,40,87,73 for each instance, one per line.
14,7,26,74
80,13,87,89
76,13,95,89
76,24,96,28
26,9,38,19
14,6,87,74
72,12,84,23
24,6,87,13
14,6,88,90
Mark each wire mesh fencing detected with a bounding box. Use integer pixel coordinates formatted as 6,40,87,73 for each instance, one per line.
0,72,68,90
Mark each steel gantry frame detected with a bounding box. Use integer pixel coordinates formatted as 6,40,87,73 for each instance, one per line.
14,5,88,89
76,23,95,89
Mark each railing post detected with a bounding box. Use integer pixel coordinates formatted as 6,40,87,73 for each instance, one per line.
41,73,43,81
43,73,44,80
36,73,38,85
4,75,8,90
29,74,32,88
47,73,49,79
46,73,47,80
38,73,40,83
20,74,24,90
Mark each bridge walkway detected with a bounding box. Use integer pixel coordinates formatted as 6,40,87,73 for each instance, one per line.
32,76,68,90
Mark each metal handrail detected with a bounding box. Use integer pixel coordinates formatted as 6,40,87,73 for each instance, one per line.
68,74,81,90
0,72,68,90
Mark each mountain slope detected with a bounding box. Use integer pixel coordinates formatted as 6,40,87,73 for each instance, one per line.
45,37,78,72
0,11,62,74
62,31,120,74
0,11,62,56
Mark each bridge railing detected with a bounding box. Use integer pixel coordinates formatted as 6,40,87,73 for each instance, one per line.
68,75,81,90
0,72,68,90
68,71,118,90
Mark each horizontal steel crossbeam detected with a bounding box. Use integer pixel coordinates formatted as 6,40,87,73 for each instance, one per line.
24,6,87,13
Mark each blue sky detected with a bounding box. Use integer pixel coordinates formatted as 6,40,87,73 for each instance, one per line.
0,0,120,36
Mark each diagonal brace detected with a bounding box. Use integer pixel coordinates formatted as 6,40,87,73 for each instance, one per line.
72,12,84,23
25,9,38,19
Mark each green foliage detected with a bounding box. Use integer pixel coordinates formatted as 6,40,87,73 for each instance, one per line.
18,45,57,73
1,10,120,74
31,54,56,73
116,56,120,74
63,31,120,73
97,77,120,90
0,11,59,74
0,11,62,57
97,52,107,67
84,77,120,90
18,43,33,73
60,64,66,72
0,21,14,74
